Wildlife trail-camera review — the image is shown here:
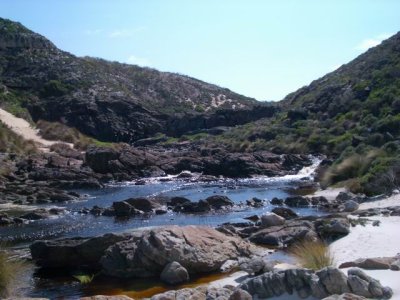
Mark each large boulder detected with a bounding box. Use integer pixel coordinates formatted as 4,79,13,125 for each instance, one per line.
100,225,253,278
124,197,162,212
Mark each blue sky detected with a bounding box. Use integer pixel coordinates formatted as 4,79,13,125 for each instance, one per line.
1,0,400,101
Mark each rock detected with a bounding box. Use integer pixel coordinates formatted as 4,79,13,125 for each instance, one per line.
390,259,400,270
176,199,211,213
238,267,391,300
249,220,316,247
168,196,191,207
339,256,399,270
270,197,284,205
20,209,50,220
30,233,128,269
80,296,133,300
239,257,266,275
246,197,264,207
284,196,310,207
315,217,350,240
343,200,359,212
160,261,190,285
124,197,162,212
336,192,356,202
271,207,298,220
316,267,350,295
322,293,367,300
112,201,143,217
228,289,252,300
260,213,285,227
205,195,234,209
347,268,393,299
100,225,252,278
347,275,371,297
220,259,239,273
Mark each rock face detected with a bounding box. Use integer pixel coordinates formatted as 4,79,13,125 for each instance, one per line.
160,261,190,285
239,267,393,299
100,226,253,278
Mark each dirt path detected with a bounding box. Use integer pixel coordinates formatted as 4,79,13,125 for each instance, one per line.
0,107,72,149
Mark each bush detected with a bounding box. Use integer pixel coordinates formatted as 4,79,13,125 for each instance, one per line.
0,249,27,298
36,120,116,150
289,239,334,270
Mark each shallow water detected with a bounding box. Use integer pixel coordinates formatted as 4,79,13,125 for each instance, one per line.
0,158,324,298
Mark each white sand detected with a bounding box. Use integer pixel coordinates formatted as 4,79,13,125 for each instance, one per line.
330,214,400,299
0,107,72,149
359,193,400,209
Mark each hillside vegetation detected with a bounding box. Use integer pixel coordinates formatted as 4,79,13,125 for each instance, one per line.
209,31,400,195
0,18,275,143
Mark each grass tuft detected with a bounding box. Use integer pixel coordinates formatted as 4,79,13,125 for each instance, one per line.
289,239,334,270
0,249,28,298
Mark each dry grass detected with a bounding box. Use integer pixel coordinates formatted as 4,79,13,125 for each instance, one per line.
37,120,116,150
289,239,334,270
0,249,28,298
0,121,38,154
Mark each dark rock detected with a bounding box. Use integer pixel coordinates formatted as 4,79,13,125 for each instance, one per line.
270,197,284,205
260,213,285,227
228,289,252,300
271,207,299,220
167,196,191,207
339,256,400,270
124,197,162,212
160,261,190,285
112,201,143,217
284,196,310,207
30,233,128,269
205,195,234,209
315,217,350,240
249,220,316,247
20,209,50,220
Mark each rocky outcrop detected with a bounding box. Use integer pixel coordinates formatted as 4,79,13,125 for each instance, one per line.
100,225,253,278
239,267,393,299
85,145,312,179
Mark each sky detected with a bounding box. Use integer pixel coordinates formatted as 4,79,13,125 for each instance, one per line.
0,0,400,101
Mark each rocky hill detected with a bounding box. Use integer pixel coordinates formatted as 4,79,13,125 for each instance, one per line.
0,18,276,143
210,31,400,194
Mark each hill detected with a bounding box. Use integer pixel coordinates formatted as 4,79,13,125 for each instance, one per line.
0,18,275,143
210,31,400,194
